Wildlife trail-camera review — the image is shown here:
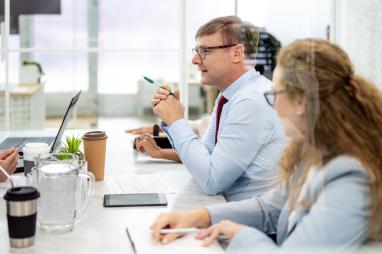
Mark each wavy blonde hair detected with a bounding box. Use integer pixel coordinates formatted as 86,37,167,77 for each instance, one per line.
277,39,382,241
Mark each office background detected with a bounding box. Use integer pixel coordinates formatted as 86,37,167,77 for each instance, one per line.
0,0,381,131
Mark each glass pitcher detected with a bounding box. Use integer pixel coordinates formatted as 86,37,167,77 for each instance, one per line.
28,153,94,233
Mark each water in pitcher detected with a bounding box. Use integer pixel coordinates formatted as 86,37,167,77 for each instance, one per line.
37,163,78,233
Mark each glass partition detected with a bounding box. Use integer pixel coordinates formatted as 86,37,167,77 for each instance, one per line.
0,0,332,131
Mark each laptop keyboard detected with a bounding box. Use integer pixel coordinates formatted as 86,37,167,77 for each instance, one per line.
0,137,54,150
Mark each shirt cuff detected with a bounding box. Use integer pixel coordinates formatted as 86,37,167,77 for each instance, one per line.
226,226,276,254
166,119,197,149
206,203,235,225
160,121,175,147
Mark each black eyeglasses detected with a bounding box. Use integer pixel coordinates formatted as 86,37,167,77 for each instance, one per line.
192,44,238,60
263,90,287,107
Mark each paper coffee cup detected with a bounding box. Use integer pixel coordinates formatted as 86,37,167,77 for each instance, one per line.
23,143,50,176
83,131,107,181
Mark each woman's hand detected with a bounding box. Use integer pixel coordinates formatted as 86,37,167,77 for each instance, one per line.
150,208,211,244
135,135,162,158
0,148,19,182
125,126,153,135
195,220,244,247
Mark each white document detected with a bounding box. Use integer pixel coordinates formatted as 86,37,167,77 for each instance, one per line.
128,227,225,254
105,174,175,194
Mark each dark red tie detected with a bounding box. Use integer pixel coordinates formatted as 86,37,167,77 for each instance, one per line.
215,95,228,144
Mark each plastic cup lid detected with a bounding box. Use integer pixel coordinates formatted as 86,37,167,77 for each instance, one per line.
24,143,49,149
83,131,108,140
40,164,75,175
3,186,40,201
23,143,51,154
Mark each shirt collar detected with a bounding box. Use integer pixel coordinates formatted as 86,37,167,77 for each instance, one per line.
221,68,261,100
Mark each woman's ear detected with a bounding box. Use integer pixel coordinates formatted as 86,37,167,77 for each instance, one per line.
294,95,307,116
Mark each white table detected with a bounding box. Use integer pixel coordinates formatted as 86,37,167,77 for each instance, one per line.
0,130,226,253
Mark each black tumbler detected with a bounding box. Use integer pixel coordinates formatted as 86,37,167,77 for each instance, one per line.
3,186,40,248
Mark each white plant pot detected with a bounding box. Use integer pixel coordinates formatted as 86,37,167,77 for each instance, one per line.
19,65,41,84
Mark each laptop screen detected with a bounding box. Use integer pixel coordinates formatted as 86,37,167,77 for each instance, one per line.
50,91,81,152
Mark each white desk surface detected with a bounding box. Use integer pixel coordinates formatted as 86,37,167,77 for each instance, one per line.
0,130,226,254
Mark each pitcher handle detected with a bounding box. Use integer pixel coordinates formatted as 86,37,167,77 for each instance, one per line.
77,171,95,218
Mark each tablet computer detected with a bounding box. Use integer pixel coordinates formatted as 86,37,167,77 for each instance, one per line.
103,193,168,207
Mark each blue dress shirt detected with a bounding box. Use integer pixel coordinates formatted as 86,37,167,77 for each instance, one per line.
162,68,288,201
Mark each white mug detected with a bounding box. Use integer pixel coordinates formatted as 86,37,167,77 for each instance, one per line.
23,143,50,176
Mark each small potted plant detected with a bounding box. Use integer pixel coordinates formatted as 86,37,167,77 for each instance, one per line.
20,60,45,84
59,135,84,160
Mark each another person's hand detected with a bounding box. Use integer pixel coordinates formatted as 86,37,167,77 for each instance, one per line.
153,96,184,125
150,209,211,244
151,85,180,108
195,220,245,247
135,135,162,158
125,126,153,135
0,148,19,181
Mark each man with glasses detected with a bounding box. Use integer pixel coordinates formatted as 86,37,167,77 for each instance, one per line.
152,16,287,201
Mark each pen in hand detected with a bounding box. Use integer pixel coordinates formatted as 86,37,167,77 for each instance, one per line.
154,227,229,240
142,76,175,96
158,227,199,234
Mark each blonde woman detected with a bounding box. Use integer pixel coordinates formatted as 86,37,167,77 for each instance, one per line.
150,39,382,252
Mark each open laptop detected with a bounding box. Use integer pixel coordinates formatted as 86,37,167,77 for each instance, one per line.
0,91,81,154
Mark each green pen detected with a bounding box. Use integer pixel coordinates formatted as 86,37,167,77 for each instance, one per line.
142,76,174,96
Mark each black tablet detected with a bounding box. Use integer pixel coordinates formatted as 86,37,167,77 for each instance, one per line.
103,193,168,207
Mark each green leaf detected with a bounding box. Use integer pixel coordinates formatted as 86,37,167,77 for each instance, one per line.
59,134,84,159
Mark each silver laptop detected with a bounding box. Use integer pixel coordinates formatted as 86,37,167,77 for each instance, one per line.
0,91,81,154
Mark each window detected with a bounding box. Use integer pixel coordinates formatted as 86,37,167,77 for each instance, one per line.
97,0,180,93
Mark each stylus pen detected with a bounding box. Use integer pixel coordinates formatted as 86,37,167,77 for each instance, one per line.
142,75,175,96
125,227,137,254
159,227,199,234
156,227,229,240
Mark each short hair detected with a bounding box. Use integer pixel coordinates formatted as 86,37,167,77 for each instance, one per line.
195,16,259,57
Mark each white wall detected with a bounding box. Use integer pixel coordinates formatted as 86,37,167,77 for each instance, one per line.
332,0,382,89
45,93,138,117
238,0,331,45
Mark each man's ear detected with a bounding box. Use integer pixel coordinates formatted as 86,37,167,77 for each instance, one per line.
232,44,245,64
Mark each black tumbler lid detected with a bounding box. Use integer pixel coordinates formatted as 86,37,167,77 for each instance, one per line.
3,186,40,201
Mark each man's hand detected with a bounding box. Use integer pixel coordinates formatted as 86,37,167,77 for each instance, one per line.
153,96,185,125
0,148,19,181
151,85,180,108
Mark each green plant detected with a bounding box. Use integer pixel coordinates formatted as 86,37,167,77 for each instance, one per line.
59,135,84,159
